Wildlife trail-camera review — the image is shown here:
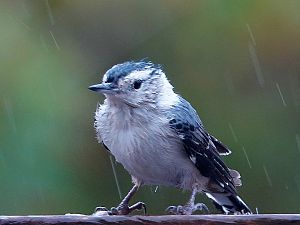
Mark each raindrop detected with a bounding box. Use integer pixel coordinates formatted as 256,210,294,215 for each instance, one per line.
45,0,55,26
109,155,122,200
228,122,238,143
49,30,61,50
275,82,287,107
9,14,31,31
248,42,265,87
246,23,256,46
263,165,272,187
296,134,300,153
255,207,259,214
242,146,252,169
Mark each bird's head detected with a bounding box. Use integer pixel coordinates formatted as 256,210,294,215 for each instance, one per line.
89,60,175,107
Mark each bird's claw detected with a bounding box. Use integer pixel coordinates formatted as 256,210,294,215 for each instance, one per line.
166,203,209,215
94,202,146,216
131,201,147,215
94,206,109,212
93,206,112,216
166,205,184,215
194,203,209,212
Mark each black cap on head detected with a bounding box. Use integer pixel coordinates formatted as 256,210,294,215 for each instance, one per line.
105,59,161,84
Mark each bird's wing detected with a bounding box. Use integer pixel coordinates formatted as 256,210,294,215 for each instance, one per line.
209,135,231,155
168,96,236,194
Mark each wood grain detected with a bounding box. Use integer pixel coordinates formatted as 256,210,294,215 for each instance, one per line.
1,214,300,225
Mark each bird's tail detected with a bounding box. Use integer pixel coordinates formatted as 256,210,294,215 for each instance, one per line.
205,192,252,214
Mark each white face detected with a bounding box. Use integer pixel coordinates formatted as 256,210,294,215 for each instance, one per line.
89,61,176,108
103,69,165,107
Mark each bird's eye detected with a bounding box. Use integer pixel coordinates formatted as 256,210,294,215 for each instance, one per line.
133,80,142,89
105,76,114,83
105,77,114,83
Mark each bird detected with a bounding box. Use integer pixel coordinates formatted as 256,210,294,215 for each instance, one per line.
88,59,252,215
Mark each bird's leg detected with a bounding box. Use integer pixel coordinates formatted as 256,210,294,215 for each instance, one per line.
94,184,146,215
110,184,146,215
166,187,209,215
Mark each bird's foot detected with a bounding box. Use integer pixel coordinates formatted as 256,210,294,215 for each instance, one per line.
93,207,111,216
166,203,209,215
93,202,146,216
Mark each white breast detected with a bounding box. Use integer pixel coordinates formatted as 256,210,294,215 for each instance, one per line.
95,101,207,190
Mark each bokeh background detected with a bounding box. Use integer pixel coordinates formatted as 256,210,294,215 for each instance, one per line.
0,0,300,215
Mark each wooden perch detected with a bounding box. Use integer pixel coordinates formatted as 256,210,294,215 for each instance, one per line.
1,214,300,225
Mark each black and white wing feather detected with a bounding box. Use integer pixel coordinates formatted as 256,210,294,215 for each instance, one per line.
168,96,251,214
168,96,236,194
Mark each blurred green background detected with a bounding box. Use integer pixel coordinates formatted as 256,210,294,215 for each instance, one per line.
0,0,300,215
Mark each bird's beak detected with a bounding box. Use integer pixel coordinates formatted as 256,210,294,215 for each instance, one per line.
88,83,118,94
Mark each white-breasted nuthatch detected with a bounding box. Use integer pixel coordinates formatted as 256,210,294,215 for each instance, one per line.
89,60,251,215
